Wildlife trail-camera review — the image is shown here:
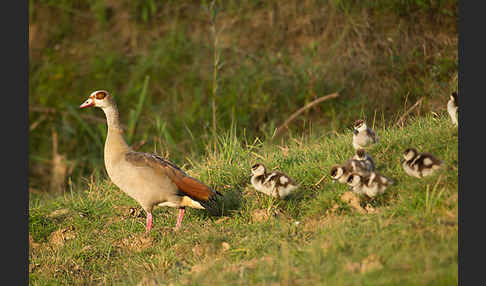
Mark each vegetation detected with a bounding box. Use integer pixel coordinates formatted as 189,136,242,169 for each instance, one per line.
29,0,457,192
29,1,458,284
29,115,458,285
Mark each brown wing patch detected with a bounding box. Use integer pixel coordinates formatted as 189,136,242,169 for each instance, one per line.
125,151,217,202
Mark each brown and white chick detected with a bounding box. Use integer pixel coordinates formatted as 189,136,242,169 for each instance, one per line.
361,172,393,197
352,149,375,173
330,157,371,184
447,91,458,126
347,159,372,177
250,164,298,199
347,172,393,198
402,148,443,178
346,173,367,195
330,164,352,184
352,119,378,150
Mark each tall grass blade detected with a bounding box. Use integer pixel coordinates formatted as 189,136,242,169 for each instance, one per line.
128,75,150,144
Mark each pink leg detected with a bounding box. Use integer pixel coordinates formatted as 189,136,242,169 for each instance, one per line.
175,207,185,230
145,212,153,233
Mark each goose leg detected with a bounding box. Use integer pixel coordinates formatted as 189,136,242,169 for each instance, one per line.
145,212,153,233
175,207,185,230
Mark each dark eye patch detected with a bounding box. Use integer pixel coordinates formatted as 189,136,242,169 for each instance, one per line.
330,167,337,176
347,175,354,183
95,91,107,100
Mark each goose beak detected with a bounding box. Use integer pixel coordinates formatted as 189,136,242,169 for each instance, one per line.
80,98,94,108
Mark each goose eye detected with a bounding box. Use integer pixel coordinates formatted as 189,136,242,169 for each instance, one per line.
95,91,107,100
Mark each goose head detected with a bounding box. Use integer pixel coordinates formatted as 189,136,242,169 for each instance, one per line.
346,173,361,187
80,90,113,109
403,148,418,162
353,119,367,132
251,163,266,176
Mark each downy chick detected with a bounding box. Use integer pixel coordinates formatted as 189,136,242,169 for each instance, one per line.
362,172,393,197
251,163,298,199
330,159,369,183
352,148,375,173
447,91,458,126
352,119,378,150
330,164,351,184
347,172,393,198
346,173,368,196
402,148,442,178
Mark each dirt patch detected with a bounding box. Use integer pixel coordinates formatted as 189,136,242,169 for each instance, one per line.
325,203,340,216
365,204,378,214
115,234,154,252
49,226,76,248
47,208,70,219
340,192,366,214
251,207,288,223
252,209,270,223
191,244,206,257
340,192,380,214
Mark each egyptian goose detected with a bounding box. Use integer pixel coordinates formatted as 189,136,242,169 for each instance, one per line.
330,159,369,183
330,164,351,183
352,119,378,150
346,173,367,195
250,163,298,199
80,90,221,232
347,172,393,198
447,92,458,126
402,148,442,178
352,149,375,173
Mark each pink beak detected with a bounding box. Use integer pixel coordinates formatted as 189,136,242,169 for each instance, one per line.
79,98,94,108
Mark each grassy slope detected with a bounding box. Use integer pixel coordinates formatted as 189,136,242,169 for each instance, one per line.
29,114,458,285
29,0,458,191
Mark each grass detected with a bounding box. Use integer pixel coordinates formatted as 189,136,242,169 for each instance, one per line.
29,114,458,285
28,0,458,192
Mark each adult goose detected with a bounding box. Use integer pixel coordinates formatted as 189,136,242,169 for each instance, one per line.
80,90,221,232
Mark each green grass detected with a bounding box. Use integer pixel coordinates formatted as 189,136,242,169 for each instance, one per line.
28,0,458,192
29,115,458,285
